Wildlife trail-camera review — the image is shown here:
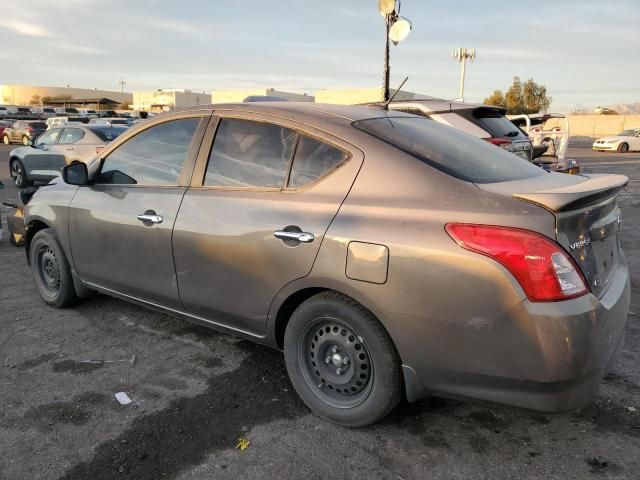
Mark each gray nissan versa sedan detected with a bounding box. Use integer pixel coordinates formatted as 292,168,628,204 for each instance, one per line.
22,103,630,427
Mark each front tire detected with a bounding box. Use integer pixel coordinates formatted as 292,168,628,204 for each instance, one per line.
29,229,80,308
9,158,31,188
3,135,9,145
284,292,402,427
22,135,30,146
617,142,629,153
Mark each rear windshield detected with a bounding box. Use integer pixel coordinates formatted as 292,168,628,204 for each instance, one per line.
28,122,47,129
460,109,528,140
88,125,128,141
353,116,546,184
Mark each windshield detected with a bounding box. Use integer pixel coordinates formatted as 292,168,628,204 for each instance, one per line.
616,130,635,137
88,125,128,141
353,116,546,184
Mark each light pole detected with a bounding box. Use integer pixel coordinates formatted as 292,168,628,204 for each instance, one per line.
378,0,412,101
452,47,476,101
119,78,127,93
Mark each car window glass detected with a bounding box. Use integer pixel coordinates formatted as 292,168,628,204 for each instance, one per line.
58,128,85,144
205,118,297,188
35,129,61,146
353,116,546,184
289,136,348,188
98,117,200,186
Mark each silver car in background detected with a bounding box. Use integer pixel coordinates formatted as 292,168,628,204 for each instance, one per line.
8,124,128,188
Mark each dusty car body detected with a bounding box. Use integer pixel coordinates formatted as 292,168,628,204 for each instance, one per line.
23,103,630,426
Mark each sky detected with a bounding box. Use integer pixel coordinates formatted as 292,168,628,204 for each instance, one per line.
0,0,638,112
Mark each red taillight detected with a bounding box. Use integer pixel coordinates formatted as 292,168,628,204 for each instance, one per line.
445,223,588,302
95,146,105,154
486,137,512,149
26,127,33,133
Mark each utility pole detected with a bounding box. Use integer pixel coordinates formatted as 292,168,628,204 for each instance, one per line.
378,0,412,102
452,47,476,101
118,78,127,93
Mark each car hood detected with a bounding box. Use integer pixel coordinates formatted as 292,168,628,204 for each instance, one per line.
9,146,33,157
594,136,627,142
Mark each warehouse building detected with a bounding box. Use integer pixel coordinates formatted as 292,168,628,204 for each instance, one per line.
132,89,210,112
0,84,132,107
211,88,314,103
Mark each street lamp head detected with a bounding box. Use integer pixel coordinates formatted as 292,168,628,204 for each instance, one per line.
389,17,412,45
378,0,396,16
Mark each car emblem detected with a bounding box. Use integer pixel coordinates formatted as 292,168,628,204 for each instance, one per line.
568,237,591,250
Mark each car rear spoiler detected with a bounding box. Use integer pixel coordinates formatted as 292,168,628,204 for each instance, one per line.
479,174,629,212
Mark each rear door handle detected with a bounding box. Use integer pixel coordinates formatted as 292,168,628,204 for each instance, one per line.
137,212,163,224
274,230,314,243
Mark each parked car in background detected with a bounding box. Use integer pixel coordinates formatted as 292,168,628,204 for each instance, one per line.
2,120,47,145
384,99,535,163
592,129,640,153
22,103,630,427
0,120,15,138
79,109,99,118
40,107,57,118
0,106,8,117
98,110,118,118
8,124,127,188
88,117,134,126
46,117,70,129
509,114,580,174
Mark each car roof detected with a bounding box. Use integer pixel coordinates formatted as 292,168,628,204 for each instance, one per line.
165,101,416,126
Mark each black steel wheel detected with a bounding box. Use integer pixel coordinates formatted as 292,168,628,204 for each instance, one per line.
29,228,79,308
284,291,402,427
299,319,373,408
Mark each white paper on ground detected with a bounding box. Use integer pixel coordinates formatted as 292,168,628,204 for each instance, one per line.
115,392,133,405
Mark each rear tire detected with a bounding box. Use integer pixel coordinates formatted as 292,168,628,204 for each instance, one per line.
29,229,80,308
9,158,31,189
617,142,629,153
284,291,402,427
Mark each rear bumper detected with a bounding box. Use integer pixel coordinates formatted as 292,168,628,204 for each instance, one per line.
400,257,631,411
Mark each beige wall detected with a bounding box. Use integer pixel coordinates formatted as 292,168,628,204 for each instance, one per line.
544,115,640,137
132,90,209,111
211,88,313,103
0,84,131,106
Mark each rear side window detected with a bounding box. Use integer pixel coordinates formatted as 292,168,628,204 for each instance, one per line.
461,109,528,140
99,118,200,186
89,126,127,141
353,116,545,184
205,118,297,188
289,136,348,188
58,128,85,144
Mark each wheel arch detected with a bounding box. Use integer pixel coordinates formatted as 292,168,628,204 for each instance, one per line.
24,219,50,264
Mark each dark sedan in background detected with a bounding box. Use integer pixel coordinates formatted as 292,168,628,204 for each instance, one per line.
3,120,47,145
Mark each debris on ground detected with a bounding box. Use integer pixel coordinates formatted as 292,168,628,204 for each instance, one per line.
235,438,250,451
115,392,133,405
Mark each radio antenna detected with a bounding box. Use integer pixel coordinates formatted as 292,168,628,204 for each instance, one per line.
385,76,408,108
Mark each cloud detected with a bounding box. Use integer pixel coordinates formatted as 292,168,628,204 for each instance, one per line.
0,19,52,37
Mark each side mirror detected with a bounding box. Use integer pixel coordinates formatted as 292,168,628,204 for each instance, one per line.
62,162,89,186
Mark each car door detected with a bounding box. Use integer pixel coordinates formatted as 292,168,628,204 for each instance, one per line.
68,113,210,308
50,127,86,174
632,131,640,150
22,129,61,180
172,114,363,335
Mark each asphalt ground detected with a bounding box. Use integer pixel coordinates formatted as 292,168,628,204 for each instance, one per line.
1,144,639,480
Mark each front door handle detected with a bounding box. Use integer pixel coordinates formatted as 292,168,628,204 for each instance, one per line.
274,230,314,243
137,211,163,224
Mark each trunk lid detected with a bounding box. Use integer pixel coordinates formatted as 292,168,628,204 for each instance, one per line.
478,173,628,297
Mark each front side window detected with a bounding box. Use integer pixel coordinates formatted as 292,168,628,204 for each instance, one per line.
35,129,61,146
288,136,348,188
98,117,200,186
205,118,297,188
58,128,85,145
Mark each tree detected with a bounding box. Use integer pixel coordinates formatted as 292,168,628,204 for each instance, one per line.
483,90,505,108
484,76,552,114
